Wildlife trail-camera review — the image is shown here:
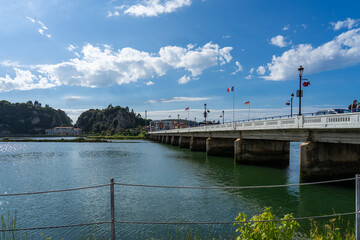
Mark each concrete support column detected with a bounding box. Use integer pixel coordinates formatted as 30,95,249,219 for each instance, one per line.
161,135,166,143
165,135,171,144
300,141,360,182
171,136,179,146
234,138,289,167
190,136,206,152
179,136,190,148
206,137,235,157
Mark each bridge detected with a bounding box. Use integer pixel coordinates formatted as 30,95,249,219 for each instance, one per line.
149,113,360,182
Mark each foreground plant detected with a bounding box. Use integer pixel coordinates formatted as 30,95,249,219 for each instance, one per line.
233,207,300,240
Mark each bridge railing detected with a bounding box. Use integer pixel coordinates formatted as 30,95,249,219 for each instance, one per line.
150,112,360,134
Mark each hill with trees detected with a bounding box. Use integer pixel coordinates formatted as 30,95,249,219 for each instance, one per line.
76,105,150,134
0,100,73,135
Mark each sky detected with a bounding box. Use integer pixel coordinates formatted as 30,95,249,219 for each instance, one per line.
0,0,360,123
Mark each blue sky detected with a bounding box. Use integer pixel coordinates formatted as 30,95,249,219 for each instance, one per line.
1,0,360,123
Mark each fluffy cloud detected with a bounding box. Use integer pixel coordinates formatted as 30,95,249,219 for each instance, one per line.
146,81,155,85
111,0,192,17
0,42,232,92
0,68,56,92
178,75,191,84
263,28,360,80
256,66,266,75
231,61,243,75
331,18,360,30
270,35,290,47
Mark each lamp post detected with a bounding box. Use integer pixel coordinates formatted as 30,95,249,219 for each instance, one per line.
291,93,294,117
178,114,180,128
222,110,224,124
298,66,304,116
204,104,207,125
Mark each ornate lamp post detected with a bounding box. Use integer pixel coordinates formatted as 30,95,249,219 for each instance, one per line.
222,110,224,124
178,114,180,128
204,104,207,125
291,93,294,117
298,66,304,116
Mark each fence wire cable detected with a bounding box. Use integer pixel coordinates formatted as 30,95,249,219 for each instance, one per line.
114,212,357,225
1,212,357,232
0,221,111,232
0,184,110,197
114,177,355,189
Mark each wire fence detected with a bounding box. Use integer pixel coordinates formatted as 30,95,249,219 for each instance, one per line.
0,177,358,239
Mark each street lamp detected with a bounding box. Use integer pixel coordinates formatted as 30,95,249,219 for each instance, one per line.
222,110,224,124
291,93,294,117
178,114,180,128
204,104,207,125
298,66,304,116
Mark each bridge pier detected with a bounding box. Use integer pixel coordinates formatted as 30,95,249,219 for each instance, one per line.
179,136,190,148
190,136,207,152
165,135,171,144
234,138,289,167
300,141,360,182
161,135,167,143
206,137,235,157
171,136,179,146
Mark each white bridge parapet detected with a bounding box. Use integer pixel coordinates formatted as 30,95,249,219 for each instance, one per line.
151,112,360,134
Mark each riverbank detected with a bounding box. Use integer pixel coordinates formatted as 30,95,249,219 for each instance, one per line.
0,137,109,142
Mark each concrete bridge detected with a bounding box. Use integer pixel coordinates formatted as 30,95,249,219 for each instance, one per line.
149,113,360,182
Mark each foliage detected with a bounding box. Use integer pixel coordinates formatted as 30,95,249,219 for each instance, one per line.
76,105,151,134
233,207,300,240
307,217,355,240
0,100,72,135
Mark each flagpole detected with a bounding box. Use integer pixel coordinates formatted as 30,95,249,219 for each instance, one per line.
248,103,250,120
233,87,235,123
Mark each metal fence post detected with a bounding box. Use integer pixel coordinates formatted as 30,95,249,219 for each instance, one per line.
356,174,360,240
110,178,115,240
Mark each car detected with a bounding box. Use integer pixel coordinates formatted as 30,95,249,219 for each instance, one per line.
315,109,351,115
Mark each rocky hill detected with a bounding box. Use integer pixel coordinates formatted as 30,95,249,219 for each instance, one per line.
76,105,150,134
0,100,73,135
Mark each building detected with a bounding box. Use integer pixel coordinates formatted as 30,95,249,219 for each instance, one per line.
45,127,82,136
150,119,198,131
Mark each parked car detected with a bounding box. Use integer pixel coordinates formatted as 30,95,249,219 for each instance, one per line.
315,109,351,115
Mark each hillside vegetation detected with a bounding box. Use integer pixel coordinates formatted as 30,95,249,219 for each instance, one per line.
76,105,150,134
0,100,72,135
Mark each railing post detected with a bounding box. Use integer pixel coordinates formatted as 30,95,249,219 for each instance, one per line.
356,175,360,240
110,178,115,240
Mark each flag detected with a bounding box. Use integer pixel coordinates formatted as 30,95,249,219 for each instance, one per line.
227,86,234,92
303,81,310,87
286,102,291,106
244,101,250,105
185,107,189,110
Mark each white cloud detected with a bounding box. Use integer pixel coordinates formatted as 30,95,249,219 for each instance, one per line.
147,96,210,103
26,16,36,23
331,18,360,30
263,28,360,81
301,24,307,30
26,17,52,38
178,75,191,84
0,68,57,92
245,75,252,79
270,35,290,47
0,42,233,91
231,61,243,75
113,0,192,17
67,44,78,51
146,80,154,85
257,66,266,75
249,67,254,74
282,24,290,31
223,35,231,39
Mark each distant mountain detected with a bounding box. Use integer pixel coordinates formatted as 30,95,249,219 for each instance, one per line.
76,105,151,134
0,100,73,135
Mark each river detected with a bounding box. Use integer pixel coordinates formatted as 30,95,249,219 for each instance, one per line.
0,140,355,239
